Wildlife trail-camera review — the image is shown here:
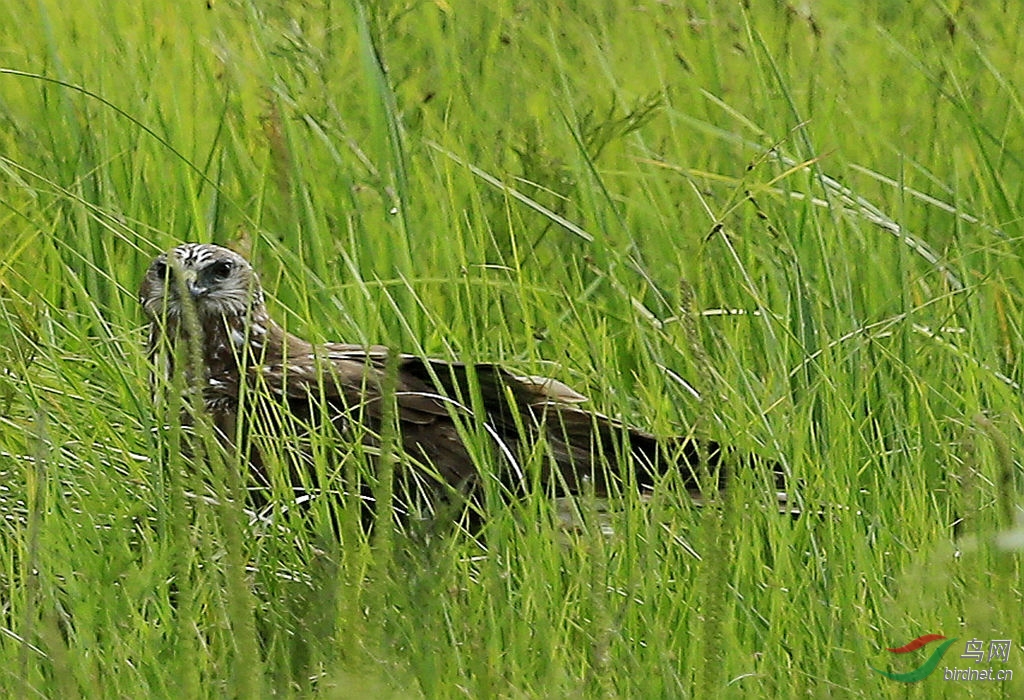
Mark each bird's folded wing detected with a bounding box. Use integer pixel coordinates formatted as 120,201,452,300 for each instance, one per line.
253,343,597,431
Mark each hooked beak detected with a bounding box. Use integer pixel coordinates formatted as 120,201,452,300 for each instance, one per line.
181,269,206,298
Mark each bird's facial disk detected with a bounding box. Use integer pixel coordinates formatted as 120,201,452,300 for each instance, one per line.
140,244,263,321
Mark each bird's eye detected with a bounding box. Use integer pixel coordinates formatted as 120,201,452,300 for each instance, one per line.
153,260,168,279
209,261,233,280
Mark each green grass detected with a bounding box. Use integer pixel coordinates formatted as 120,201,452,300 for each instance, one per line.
1,0,1022,696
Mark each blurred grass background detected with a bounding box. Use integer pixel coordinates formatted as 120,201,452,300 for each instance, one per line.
0,0,1022,696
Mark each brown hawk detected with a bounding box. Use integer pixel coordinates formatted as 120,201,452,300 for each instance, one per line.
140,243,781,520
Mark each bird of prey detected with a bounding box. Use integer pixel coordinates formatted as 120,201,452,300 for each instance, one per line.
140,243,779,521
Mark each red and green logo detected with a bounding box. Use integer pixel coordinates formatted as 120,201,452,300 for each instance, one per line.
872,634,958,683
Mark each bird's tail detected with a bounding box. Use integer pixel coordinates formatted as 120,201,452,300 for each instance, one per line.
538,406,795,514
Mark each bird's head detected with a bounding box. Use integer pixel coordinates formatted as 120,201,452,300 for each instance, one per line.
140,243,265,325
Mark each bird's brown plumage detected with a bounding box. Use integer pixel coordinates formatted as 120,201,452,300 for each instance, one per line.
140,243,762,519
